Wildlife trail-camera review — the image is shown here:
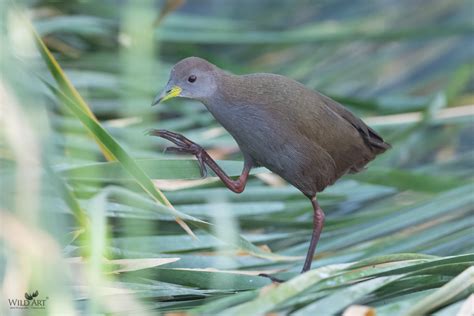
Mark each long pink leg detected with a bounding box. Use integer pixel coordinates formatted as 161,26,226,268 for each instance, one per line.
301,196,325,273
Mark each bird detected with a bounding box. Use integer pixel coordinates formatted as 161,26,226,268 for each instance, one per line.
150,56,390,275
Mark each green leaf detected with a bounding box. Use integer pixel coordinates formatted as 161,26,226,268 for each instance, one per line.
31,25,114,161
293,275,403,315
60,159,262,181
40,79,194,234
349,167,465,193
124,268,271,291
404,266,474,315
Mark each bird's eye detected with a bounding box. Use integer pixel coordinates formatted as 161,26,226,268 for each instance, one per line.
188,75,197,83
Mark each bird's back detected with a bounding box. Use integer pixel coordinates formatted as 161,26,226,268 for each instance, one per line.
207,72,390,196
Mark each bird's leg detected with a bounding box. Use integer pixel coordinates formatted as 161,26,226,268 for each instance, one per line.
260,198,326,281
201,150,251,193
256,197,326,281
148,129,251,193
301,196,325,273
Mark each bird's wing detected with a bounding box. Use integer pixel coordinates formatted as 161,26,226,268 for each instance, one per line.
317,92,390,152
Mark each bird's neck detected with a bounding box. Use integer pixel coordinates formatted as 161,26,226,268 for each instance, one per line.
200,74,245,133
202,72,235,110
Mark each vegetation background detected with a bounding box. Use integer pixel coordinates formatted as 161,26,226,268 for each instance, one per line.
1,0,473,315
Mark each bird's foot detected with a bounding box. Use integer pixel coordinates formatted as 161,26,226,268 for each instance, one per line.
148,129,208,177
258,273,285,283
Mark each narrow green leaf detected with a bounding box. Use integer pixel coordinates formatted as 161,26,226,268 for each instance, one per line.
60,159,263,181
293,275,403,315
404,266,474,316
349,167,465,193
221,263,349,315
40,79,193,234
31,24,114,161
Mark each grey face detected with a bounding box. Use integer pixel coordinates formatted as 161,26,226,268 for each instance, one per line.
152,57,218,105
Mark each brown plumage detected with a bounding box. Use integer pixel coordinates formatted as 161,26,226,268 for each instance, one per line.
214,72,390,196
151,57,390,276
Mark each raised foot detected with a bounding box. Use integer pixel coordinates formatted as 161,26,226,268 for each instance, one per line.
148,129,208,177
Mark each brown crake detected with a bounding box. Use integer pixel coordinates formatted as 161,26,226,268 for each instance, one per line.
151,57,390,275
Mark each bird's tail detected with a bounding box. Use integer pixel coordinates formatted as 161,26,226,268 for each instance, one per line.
364,126,391,154
348,126,391,174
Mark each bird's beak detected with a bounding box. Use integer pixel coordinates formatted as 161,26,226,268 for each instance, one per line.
151,85,182,106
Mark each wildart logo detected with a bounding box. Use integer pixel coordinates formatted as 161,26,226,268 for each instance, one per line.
7,290,48,310
25,290,39,300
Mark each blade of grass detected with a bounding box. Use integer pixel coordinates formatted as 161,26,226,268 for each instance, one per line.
83,185,297,261
59,159,263,181
348,167,465,193
219,263,350,316
44,163,88,228
221,255,463,315
31,23,114,162
156,22,474,44
404,266,474,316
27,13,197,237
40,78,194,236
293,275,403,316
124,268,271,291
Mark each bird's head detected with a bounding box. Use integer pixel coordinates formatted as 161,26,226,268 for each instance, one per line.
152,57,219,105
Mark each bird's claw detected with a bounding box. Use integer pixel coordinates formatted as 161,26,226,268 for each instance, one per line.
148,129,194,148
149,129,208,178
258,273,285,283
